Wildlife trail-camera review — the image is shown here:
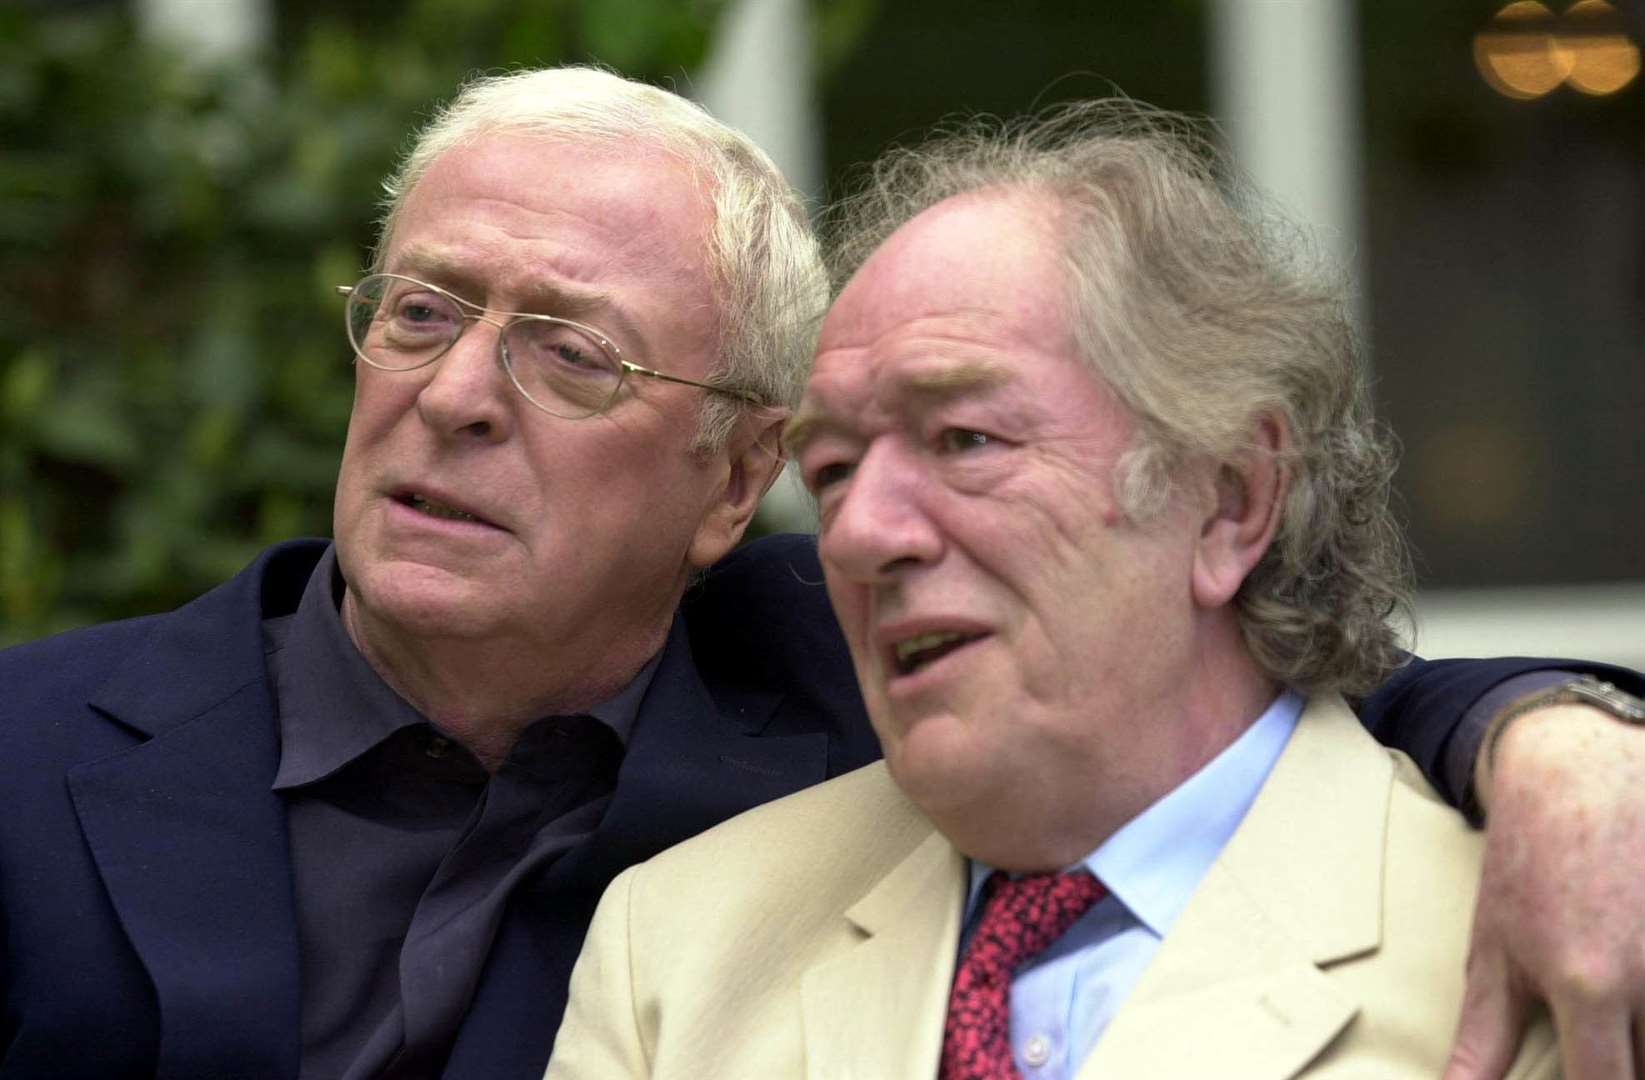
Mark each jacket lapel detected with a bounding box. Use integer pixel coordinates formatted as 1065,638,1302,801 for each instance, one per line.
66,543,315,1080
555,614,834,888
447,614,836,1079
1080,696,1391,1080
801,823,966,1080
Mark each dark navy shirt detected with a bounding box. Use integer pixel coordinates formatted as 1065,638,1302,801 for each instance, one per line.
263,546,653,1079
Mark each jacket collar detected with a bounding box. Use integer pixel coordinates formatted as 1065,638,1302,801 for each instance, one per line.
1077,695,1388,1079
446,613,837,1079
547,612,833,886
794,696,1392,1080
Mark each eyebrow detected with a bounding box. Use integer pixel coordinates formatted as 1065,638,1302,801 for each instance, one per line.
903,360,1011,396
784,359,1013,457
781,409,828,458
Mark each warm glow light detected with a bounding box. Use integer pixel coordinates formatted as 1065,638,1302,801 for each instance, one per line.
1563,0,1641,95
1475,1,1573,100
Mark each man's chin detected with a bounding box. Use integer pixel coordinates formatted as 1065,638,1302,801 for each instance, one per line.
879,712,992,809
342,564,499,646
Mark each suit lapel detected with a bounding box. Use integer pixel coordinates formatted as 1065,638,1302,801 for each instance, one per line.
554,614,833,888
801,820,966,1080
66,543,314,1079
447,615,835,1079
1081,696,1391,1080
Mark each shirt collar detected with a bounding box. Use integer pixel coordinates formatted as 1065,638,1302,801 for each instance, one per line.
584,650,659,745
967,690,1304,937
265,544,660,790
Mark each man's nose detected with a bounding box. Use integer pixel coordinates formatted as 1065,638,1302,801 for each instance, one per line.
414,318,515,442
818,443,943,584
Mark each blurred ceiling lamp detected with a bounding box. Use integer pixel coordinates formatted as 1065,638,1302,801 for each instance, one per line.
1475,1,1573,99
1562,0,1641,95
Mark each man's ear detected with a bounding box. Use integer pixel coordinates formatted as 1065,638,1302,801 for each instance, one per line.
1191,414,1288,610
687,407,790,570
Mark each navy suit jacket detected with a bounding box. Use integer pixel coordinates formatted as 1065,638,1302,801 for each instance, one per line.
1,533,1636,1079
0,537,877,1079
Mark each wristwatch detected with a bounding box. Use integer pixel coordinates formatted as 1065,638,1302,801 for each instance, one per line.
1497,675,1645,728
1485,675,1645,768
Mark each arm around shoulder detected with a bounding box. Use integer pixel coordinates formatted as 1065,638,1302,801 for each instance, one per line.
1444,695,1645,1080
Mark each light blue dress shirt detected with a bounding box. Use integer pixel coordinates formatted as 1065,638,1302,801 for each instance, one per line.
961,690,1304,1079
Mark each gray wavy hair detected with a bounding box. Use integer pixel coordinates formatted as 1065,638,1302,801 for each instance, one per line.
826,101,1412,695
373,66,828,451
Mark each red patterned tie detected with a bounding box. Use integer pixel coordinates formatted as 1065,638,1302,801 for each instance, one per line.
939,870,1108,1080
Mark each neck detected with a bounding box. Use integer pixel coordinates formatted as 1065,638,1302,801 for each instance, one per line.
956,621,1279,873
339,588,663,770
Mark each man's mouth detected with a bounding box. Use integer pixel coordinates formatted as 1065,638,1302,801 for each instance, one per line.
892,630,985,675
398,492,492,526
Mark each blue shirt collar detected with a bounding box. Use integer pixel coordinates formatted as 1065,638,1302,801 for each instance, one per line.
968,690,1304,937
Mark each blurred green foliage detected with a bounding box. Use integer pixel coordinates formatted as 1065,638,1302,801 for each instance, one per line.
0,0,758,644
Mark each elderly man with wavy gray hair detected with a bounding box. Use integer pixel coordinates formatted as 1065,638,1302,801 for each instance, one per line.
547,103,1572,1080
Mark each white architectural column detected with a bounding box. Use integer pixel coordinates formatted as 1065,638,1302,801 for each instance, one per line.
1208,0,1365,322
696,0,824,201
697,0,824,533
136,0,271,63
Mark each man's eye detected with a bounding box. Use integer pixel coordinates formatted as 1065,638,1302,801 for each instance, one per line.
380,295,458,348
390,293,446,321
551,342,600,370
938,428,992,453
808,461,855,492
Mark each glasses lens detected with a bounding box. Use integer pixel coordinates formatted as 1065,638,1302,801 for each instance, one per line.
503,319,623,418
348,275,463,371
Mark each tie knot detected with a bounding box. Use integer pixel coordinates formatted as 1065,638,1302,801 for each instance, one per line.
970,870,1107,977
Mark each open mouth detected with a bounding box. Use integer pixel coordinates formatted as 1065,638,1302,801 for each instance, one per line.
397,492,495,527
892,630,986,676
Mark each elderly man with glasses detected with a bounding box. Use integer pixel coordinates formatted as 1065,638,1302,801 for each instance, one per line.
0,67,873,1080
1,67,1643,1080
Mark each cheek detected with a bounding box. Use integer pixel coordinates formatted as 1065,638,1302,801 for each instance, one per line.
821,580,872,671
1019,454,1125,536
334,383,404,493
524,426,718,562
953,482,1111,608
343,371,423,453
820,564,855,624
333,425,375,533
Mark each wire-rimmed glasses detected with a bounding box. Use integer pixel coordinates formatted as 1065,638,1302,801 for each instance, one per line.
338,274,759,419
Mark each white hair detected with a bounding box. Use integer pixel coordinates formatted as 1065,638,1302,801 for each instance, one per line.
375,66,828,450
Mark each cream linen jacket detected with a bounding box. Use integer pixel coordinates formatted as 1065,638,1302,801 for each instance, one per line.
546,695,1558,1080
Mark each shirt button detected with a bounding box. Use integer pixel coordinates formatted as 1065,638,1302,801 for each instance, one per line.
1023,1034,1051,1068
426,735,451,759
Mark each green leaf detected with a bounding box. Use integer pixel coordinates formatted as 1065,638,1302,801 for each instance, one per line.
1,348,54,429
33,389,143,469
